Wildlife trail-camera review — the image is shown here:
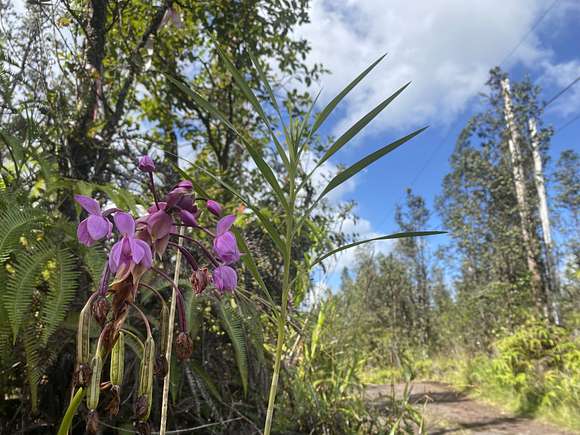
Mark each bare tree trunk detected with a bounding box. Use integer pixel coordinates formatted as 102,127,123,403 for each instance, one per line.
528,117,560,323
500,77,547,318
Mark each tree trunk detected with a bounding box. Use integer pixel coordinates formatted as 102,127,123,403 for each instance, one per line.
528,117,560,323
500,77,547,318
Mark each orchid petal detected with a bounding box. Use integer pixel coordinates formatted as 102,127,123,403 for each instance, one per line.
87,215,110,241
216,214,236,236
74,195,101,215
109,240,124,272
129,236,145,264
135,239,153,268
114,212,135,235
77,219,93,246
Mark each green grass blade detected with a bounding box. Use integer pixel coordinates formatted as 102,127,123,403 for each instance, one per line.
168,77,289,211
311,53,387,134
319,126,428,200
214,45,290,168
311,231,446,266
315,81,411,171
232,227,273,303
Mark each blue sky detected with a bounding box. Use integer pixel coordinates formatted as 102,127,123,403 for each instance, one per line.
297,0,580,292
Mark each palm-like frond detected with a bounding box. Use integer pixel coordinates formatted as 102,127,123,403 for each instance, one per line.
0,207,39,262
4,240,54,339
217,299,249,396
41,248,79,344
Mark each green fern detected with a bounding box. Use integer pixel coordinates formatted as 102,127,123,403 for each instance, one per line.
83,244,107,284
41,248,79,344
22,323,42,413
217,299,249,396
4,240,54,340
0,207,39,262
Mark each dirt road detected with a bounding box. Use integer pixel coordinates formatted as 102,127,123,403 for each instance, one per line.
366,381,578,434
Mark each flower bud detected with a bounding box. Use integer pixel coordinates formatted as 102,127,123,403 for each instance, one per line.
206,199,222,217
138,155,155,173
92,295,110,327
191,268,210,294
175,331,194,361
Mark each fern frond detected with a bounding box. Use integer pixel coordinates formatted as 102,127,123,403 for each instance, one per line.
23,323,42,413
0,206,40,262
240,300,266,366
217,299,249,396
4,240,54,340
41,248,79,344
83,244,106,284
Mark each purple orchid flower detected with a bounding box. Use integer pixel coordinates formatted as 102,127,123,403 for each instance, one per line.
212,265,237,294
109,212,153,281
213,215,240,264
206,200,222,217
75,195,113,246
138,155,155,173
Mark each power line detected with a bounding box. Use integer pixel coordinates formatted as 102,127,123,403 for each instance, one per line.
374,0,560,230
544,75,580,108
554,113,580,135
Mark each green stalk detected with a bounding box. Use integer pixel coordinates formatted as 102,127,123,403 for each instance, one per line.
264,159,296,435
57,387,85,435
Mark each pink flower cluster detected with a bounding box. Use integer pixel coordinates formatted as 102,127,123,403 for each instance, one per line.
75,155,241,295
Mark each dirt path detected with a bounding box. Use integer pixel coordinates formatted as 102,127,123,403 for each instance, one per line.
366,381,578,434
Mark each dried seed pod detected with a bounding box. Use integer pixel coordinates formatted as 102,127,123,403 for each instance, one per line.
76,300,92,366
74,301,93,387
159,303,169,355
154,355,168,378
87,354,103,411
175,331,193,361
136,336,155,421
92,294,111,327
106,384,121,417
110,331,125,386
86,410,99,435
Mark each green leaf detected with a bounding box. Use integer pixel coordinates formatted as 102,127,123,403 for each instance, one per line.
217,299,248,396
213,45,290,168
0,207,40,262
318,126,428,203
311,231,446,266
232,227,273,303
315,81,411,171
190,361,222,402
311,53,387,134
0,130,24,174
4,240,54,339
168,77,289,211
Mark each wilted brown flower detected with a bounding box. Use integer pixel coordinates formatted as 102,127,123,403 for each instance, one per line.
92,294,111,327
175,331,194,361
191,267,210,294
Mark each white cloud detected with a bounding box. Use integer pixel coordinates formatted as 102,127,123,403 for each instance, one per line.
296,0,553,138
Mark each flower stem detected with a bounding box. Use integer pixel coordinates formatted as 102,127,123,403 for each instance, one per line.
264,161,296,435
57,387,85,435
159,225,184,435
